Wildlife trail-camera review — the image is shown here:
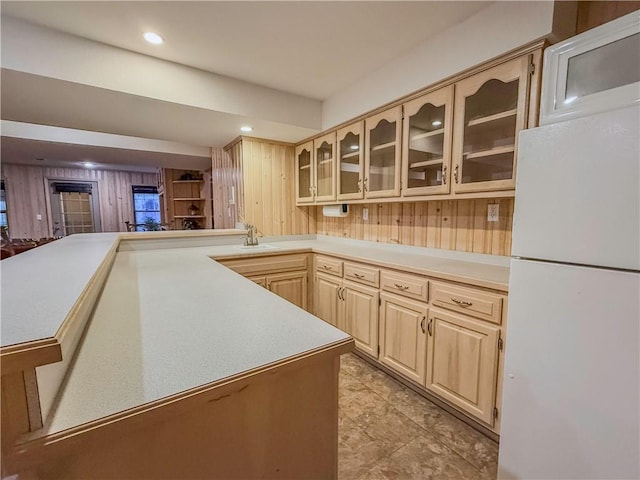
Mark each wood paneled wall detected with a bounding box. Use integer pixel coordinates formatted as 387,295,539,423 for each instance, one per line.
225,137,315,236
1,163,157,238
576,1,640,34
210,147,241,229
315,198,513,256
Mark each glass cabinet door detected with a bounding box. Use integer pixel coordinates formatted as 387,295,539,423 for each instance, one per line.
452,56,529,193
313,132,337,202
402,85,453,196
365,106,402,198
337,122,364,201
295,141,314,203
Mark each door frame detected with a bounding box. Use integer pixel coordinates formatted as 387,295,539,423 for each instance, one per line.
44,178,102,236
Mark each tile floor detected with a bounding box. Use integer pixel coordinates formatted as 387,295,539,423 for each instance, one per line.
338,353,498,480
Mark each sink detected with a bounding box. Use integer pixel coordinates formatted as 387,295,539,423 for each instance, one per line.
234,244,280,251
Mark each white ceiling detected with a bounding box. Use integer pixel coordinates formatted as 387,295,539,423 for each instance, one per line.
1,1,490,100
0,1,492,171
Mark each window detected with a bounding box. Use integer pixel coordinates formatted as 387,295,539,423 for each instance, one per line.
132,185,161,231
0,181,8,233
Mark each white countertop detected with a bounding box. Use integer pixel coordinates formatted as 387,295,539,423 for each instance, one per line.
2,231,510,437
43,245,349,435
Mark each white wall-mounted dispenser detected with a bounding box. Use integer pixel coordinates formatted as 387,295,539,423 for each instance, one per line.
322,204,349,218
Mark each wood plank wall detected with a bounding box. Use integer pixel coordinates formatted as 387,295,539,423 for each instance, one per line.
224,137,316,236
576,1,640,34
210,148,241,229
1,163,157,238
314,198,513,256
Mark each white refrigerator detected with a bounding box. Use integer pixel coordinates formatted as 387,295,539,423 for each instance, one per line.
498,104,640,479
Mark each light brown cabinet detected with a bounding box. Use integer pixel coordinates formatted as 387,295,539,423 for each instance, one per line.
314,132,337,202
451,56,530,193
295,141,314,204
314,260,380,358
337,122,365,201
312,252,507,433
266,271,308,310
218,254,309,310
365,106,402,198
379,293,428,384
402,85,454,196
425,307,500,425
294,46,542,206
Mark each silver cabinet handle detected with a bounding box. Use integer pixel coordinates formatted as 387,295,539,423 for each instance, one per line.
394,283,409,290
353,273,365,279
451,297,473,307
420,317,426,334
442,165,447,185
428,318,433,336
454,164,459,184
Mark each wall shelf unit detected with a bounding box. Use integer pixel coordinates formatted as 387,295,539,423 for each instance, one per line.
160,169,212,230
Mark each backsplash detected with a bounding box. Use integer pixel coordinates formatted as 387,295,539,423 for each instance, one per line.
314,198,513,256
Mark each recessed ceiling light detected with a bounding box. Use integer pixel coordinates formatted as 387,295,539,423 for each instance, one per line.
432,120,442,127
82,162,96,168
143,32,164,45
240,126,253,132
350,145,359,150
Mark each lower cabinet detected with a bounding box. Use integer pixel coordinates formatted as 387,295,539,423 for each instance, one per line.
218,254,309,310
379,293,428,384
425,307,500,424
266,271,308,310
315,273,379,358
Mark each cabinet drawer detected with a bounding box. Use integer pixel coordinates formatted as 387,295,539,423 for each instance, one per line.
344,262,379,287
315,255,343,277
220,254,308,276
430,282,503,324
381,270,428,302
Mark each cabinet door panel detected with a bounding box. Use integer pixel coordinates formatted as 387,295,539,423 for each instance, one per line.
365,106,402,198
295,141,314,203
337,122,365,201
426,308,499,425
402,85,454,196
267,271,307,310
379,293,428,384
315,273,343,330
314,132,337,202
343,282,379,358
452,56,530,193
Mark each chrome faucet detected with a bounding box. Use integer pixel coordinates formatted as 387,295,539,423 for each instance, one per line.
244,224,259,246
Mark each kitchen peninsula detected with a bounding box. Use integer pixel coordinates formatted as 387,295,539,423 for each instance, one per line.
1,230,509,478
1,230,353,479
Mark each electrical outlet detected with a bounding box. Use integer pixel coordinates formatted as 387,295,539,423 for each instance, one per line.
36,214,42,221
362,207,369,221
487,204,499,222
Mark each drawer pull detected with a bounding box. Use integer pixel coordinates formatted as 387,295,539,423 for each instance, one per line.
322,265,333,271
394,283,409,290
420,317,426,334
451,297,473,307
353,273,365,279
427,318,433,336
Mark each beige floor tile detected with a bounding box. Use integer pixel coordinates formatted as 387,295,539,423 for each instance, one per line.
338,353,498,480
362,434,481,479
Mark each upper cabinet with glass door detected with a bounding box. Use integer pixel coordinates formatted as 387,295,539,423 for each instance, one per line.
314,132,337,202
402,85,454,197
337,121,364,201
295,141,314,203
365,106,402,198
451,56,530,193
